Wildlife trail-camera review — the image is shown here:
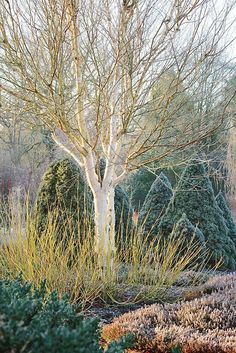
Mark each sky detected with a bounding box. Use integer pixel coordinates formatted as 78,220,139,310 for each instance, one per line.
219,0,236,61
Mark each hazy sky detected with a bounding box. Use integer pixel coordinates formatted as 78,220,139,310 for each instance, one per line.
219,0,236,61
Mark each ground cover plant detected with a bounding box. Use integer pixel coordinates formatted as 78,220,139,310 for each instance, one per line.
102,273,236,353
0,277,132,353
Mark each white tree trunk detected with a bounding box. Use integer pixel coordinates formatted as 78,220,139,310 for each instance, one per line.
52,134,118,266
93,185,116,266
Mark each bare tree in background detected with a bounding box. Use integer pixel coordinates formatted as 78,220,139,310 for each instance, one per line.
0,0,235,263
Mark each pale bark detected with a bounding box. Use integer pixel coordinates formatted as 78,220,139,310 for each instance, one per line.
53,128,116,260
93,185,116,265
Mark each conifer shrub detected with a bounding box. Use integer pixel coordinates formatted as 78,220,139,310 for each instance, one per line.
172,213,205,245
124,167,157,209
158,161,236,269
171,213,206,260
216,191,236,246
0,277,132,353
35,159,92,243
139,172,172,235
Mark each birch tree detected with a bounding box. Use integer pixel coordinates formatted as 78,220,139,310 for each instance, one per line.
0,0,235,262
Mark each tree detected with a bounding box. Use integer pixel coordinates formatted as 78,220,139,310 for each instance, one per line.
139,172,172,235
216,191,236,247
36,158,133,246
159,161,236,269
0,0,235,263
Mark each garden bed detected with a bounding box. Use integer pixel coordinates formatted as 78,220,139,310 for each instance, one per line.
102,273,236,353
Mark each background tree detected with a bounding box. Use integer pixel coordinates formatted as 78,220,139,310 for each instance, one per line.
0,98,58,201
0,0,235,262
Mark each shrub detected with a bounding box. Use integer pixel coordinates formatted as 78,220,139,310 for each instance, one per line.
103,273,236,353
0,277,132,353
124,167,157,209
159,160,236,269
172,213,205,245
35,158,92,242
171,213,206,260
139,172,172,236
216,191,236,246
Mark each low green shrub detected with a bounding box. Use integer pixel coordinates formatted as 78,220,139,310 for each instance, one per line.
0,278,132,353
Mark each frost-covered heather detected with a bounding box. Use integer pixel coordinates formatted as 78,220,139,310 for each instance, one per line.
103,273,236,353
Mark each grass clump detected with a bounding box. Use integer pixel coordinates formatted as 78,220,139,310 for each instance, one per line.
0,195,205,308
0,277,132,353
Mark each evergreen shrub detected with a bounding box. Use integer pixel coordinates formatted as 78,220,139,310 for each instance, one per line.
139,172,172,235
216,191,236,246
0,278,132,353
171,213,206,260
159,161,236,269
35,159,92,242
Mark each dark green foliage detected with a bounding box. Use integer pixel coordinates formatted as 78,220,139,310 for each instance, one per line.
171,347,182,353
172,213,206,259
159,161,236,269
216,191,236,246
35,159,92,241
0,278,132,353
124,166,180,210
139,172,172,235
173,213,205,245
125,168,157,209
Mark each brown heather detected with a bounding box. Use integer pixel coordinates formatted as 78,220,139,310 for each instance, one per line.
102,273,236,353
